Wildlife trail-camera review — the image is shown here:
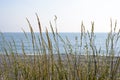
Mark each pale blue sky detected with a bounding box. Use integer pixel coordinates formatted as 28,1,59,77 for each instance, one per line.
0,0,120,32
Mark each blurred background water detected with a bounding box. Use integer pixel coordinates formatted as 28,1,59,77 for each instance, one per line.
0,32,120,56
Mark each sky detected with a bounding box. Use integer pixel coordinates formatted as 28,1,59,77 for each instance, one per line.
0,0,120,32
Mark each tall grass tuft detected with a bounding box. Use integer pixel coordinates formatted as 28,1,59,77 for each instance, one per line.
0,15,120,80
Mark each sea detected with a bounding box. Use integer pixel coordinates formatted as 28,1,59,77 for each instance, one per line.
0,32,120,56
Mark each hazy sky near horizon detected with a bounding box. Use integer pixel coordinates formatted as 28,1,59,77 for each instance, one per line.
0,0,120,32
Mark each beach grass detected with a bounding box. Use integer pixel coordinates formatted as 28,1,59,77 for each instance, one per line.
0,14,120,80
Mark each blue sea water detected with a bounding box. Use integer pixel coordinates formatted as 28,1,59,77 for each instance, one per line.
0,32,120,56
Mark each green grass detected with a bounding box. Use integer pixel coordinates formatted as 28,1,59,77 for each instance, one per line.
0,14,120,80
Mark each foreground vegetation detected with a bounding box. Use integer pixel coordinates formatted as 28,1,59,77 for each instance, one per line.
0,14,120,80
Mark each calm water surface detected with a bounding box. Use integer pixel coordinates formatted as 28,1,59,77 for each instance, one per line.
0,32,120,56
